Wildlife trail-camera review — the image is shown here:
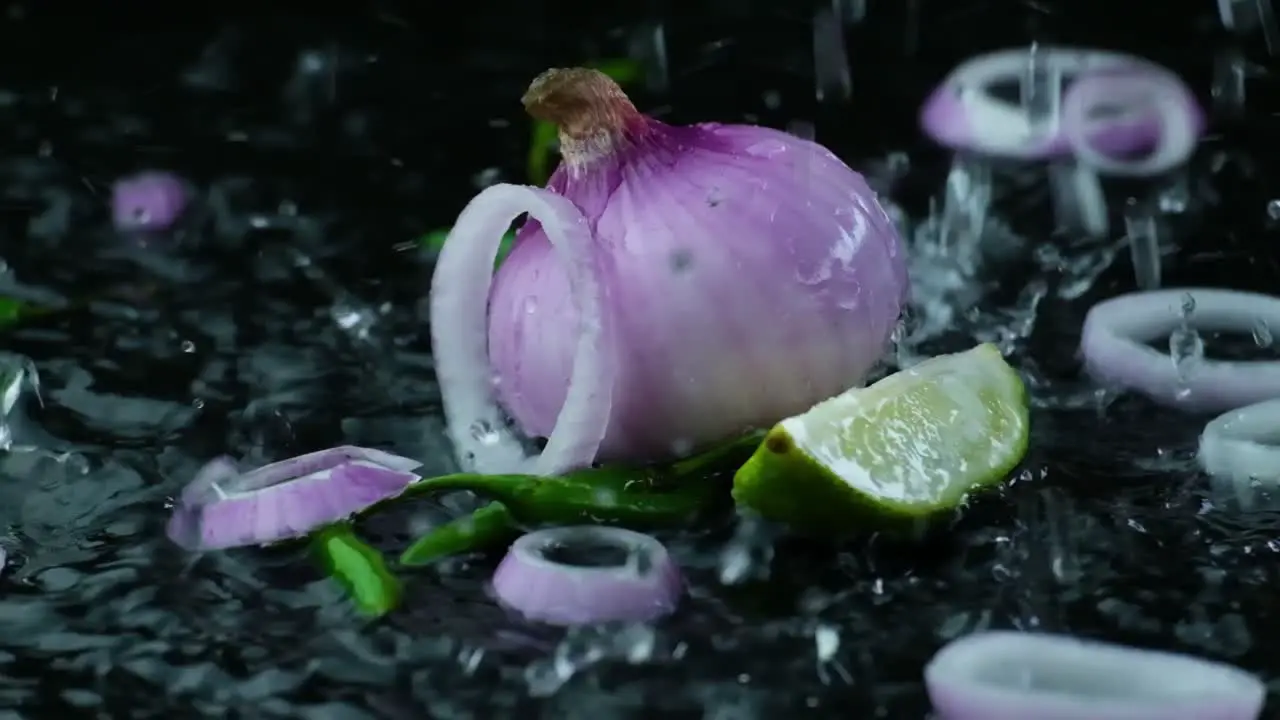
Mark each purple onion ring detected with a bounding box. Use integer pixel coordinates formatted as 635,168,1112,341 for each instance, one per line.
166,446,423,551
1080,289,1280,413
111,171,189,232
1061,70,1203,177
925,631,1265,720
919,47,1202,162
490,526,682,626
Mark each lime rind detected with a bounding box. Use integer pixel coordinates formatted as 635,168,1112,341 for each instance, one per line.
732,343,1029,536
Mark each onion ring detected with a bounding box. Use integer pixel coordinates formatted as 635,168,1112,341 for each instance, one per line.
1199,398,1280,490
925,631,1265,720
919,47,1177,161
1080,289,1280,413
490,526,682,626
166,446,423,551
1061,69,1203,177
111,171,188,232
430,184,615,477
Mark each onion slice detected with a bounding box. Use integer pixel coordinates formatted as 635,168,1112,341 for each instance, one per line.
430,184,614,477
1061,69,1202,177
1200,397,1280,496
1080,289,1280,412
925,631,1265,720
166,446,423,551
490,526,681,626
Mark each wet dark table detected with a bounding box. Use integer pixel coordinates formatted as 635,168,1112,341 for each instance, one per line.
0,1,1278,718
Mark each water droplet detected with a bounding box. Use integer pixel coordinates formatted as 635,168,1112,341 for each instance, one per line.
180,340,196,353
1169,325,1204,373
718,512,775,585
522,297,538,315
469,420,502,446
1268,199,1280,220
1254,319,1274,347
670,437,695,457
814,625,839,662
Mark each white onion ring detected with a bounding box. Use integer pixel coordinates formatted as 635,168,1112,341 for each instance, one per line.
1080,289,1280,413
429,184,614,476
1061,69,1201,177
1199,398,1280,491
490,526,681,626
925,631,1265,720
166,446,423,551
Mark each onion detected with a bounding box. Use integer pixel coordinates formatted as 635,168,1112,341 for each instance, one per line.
1061,68,1204,177
431,67,908,474
1199,398,1280,504
490,525,682,626
925,631,1265,720
111,171,188,232
1080,289,1280,412
166,446,423,551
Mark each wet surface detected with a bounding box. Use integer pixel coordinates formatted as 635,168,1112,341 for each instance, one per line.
1,3,1280,718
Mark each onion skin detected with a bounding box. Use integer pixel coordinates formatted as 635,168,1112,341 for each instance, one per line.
487,68,909,463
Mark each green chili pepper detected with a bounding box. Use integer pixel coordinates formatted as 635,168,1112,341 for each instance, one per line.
395,431,764,565
400,501,520,566
526,58,643,185
312,523,402,617
0,297,55,330
0,298,21,328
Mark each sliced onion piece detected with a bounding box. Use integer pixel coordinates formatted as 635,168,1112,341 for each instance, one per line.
1062,68,1203,177
1200,398,1280,502
1080,289,1280,412
166,446,423,551
490,526,681,626
430,183,614,477
925,631,1265,720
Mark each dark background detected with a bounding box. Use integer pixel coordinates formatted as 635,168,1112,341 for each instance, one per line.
0,1,1278,718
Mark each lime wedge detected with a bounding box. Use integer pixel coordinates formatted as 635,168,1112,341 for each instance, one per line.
732,343,1029,536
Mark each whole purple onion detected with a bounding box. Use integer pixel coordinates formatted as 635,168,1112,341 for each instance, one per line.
431,68,908,475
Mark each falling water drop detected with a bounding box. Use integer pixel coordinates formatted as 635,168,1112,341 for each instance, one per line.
812,3,852,104
1124,199,1163,290
1169,293,1204,400
1253,319,1273,348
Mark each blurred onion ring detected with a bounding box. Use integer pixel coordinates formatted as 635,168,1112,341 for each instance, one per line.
1061,68,1204,177
1199,398,1280,486
1080,289,1280,413
925,630,1265,720
919,47,1190,161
